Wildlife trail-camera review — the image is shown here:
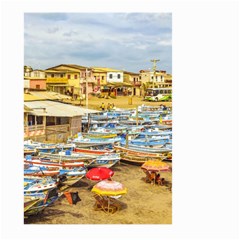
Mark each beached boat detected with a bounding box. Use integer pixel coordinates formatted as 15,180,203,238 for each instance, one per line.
24,177,57,194
82,132,118,139
74,147,114,155
88,153,120,168
24,157,87,168
114,145,163,157
122,144,172,153
24,188,60,216
38,151,96,163
120,154,162,165
24,165,60,177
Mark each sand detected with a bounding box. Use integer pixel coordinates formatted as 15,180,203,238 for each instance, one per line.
25,162,172,224
63,96,172,111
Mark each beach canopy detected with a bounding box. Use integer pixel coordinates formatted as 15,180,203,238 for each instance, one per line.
86,167,114,181
91,180,127,196
141,160,171,172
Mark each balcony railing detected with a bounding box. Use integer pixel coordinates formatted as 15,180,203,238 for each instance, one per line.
46,77,68,84
24,125,45,138
132,81,142,86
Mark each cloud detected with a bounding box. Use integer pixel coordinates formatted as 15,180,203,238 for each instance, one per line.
24,13,172,73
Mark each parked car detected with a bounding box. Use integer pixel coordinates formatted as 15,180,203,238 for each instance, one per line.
160,95,172,102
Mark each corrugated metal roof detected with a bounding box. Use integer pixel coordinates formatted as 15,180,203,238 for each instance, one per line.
24,101,99,117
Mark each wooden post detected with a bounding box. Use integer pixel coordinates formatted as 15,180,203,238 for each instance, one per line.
54,117,57,143
136,106,139,126
125,131,129,148
43,116,46,141
34,116,37,141
87,114,90,132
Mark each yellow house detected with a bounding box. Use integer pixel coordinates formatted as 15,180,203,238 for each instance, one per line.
45,64,95,97
123,71,141,96
92,68,108,87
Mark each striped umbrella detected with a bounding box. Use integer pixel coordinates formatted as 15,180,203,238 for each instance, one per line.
141,160,171,172
91,180,127,196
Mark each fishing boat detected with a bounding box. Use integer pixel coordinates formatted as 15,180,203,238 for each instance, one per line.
24,188,60,216
120,154,164,165
38,151,96,163
24,147,37,156
24,177,57,194
58,167,87,186
122,144,172,153
74,147,114,155
82,132,117,139
24,157,87,168
114,145,163,157
88,153,120,168
24,165,60,177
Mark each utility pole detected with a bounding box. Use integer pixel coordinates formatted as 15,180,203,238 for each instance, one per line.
86,68,88,109
150,59,160,88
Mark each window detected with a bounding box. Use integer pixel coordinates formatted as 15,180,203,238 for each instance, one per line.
102,76,104,80
51,74,54,78
109,74,113,79
36,85,40,89
117,74,121,79
151,76,153,79
67,74,71,79
74,75,77,79
36,116,43,125
60,74,64,78
139,76,141,80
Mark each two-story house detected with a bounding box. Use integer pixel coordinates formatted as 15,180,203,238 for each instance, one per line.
45,64,96,97
123,71,141,96
139,70,172,89
24,66,46,91
91,67,128,96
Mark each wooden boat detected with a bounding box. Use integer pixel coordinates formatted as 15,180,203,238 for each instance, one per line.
24,148,36,156
88,153,120,168
24,165,60,177
114,145,163,157
82,133,117,139
58,174,85,186
24,188,60,216
73,142,114,148
24,197,41,211
38,151,96,162
24,158,87,168
122,144,172,153
120,154,162,165
24,177,57,194
74,147,114,155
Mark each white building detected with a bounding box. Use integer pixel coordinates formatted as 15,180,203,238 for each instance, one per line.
107,72,124,83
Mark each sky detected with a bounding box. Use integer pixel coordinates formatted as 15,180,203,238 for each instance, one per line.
24,13,172,73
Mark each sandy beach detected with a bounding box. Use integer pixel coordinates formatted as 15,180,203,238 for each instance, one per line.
25,162,172,224
63,96,172,111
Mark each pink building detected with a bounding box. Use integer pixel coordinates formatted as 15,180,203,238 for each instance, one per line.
24,69,46,90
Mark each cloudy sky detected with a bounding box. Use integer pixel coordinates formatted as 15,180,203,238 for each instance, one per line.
24,13,172,73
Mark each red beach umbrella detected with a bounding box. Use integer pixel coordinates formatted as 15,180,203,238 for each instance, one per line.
86,167,114,181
